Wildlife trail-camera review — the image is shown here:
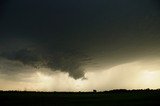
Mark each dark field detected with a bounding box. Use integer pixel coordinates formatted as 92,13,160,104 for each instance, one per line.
1,90,160,106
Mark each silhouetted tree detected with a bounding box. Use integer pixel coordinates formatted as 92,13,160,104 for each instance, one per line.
93,90,97,93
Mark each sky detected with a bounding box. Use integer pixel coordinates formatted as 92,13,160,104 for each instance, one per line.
0,0,160,91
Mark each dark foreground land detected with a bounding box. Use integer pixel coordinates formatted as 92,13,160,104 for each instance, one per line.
1,89,160,106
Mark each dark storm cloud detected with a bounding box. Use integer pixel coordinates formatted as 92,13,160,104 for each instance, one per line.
0,57,33,75
0,48,90,79
1,0,160,78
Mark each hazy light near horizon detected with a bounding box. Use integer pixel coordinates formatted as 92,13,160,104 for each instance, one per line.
1,60,160,91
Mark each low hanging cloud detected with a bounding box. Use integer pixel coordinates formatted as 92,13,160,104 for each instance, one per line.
1,60,160,91
0,48,91,79
1,0,160,91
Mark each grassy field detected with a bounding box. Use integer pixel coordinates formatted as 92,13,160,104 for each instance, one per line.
1,89,160,106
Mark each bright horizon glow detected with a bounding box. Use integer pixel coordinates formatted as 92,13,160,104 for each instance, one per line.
0,60,160,91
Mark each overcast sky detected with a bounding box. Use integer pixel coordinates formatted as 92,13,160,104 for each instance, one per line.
0,0,160,91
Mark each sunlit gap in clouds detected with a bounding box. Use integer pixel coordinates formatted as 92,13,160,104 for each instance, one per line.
0,67,88,91
1,60,160,91
20,69,88,92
